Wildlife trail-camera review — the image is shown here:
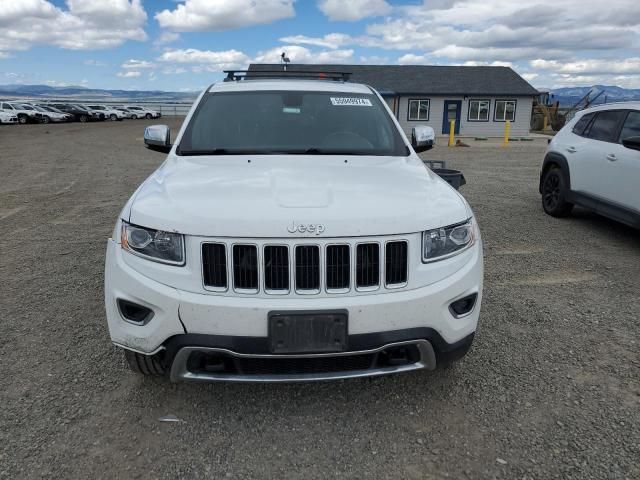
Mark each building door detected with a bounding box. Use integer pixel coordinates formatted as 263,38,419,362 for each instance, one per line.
442,100,462,134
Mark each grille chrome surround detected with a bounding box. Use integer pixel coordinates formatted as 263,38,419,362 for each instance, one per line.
201,237,410,296
385,240,409,288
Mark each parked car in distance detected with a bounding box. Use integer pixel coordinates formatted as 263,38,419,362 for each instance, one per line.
36,104,74,122
0,111,18,124
86,105,126,121
0,102,43,124
540,102,640,228
124,105,161,119
105,73,483,383
113,106,135,119
75,104,105,121
30,104,73,123
50,104,96,123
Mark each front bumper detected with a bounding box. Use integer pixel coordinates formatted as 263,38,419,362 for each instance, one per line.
105,236,482,381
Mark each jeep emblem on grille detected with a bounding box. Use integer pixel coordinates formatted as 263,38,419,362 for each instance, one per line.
287,222,325,235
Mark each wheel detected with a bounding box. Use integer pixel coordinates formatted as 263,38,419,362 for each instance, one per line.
41,115,50,124
145,113,152,119
109,114,117,121
541,166,573,217
124,349,166,376
79,114,88,123
131,114,138,119
18,114,28,125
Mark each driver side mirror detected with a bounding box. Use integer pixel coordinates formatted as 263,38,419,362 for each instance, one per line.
622,136,640,151
144,125,171,153
411,125,435,153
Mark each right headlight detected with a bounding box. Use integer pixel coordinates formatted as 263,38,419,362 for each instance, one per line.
422,218,475,263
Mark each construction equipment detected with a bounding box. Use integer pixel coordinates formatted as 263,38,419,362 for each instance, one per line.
530,91,565,132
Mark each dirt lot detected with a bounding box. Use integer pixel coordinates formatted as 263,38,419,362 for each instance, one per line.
0,120,638,479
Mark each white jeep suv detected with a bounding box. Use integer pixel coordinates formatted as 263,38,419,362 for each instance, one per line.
125,105,161,119
540,103,640,228
105,72,483,382
86,105,126,121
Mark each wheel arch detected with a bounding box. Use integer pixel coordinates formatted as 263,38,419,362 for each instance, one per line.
539,152,570,193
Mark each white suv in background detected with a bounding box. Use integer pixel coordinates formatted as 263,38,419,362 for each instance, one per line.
105,72,483,383
540,103,640,228
0,102,42,124
86,105,126,121
0,111,18,124
124,105,161,119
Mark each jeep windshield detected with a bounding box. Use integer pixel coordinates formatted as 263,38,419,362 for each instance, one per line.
177,91,408,156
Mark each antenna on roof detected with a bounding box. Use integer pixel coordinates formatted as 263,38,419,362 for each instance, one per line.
280,51,290,71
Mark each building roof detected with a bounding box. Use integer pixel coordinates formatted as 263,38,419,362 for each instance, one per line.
247,64,539,96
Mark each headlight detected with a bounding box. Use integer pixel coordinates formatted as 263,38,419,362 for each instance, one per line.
422,218,475,262
121,221,185,265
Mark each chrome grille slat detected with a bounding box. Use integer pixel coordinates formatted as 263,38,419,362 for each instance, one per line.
202,243,227,289
385,241,408,286
356,243,380,289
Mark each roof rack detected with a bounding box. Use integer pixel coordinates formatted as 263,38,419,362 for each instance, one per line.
223,70,352,82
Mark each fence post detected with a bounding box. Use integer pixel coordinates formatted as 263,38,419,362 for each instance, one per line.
503,120,511,146
448,120,455,147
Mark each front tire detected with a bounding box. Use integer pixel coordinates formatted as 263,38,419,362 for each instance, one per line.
41,115,50,124
145,113,152,119
124,349,166,376
18,114,28,125
109,114,117,121
131,114,138,120
79,114,88,123
541,166,573,217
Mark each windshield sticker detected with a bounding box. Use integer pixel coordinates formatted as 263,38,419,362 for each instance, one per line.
282,107,301,114
330,97,372,107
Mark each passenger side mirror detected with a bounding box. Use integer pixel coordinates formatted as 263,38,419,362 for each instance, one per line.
144,125,171,153
411,125,435,153
622,136,640,152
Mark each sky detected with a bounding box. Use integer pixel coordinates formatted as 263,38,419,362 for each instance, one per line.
1,0,639,92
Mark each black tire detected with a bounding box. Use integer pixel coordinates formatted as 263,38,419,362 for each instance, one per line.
41,115,50,124
109,114,117,121
124,349,166,376
145,113,152,119
18,114,28,125
131,114,138,120
541,166,573,217
79,114,88,123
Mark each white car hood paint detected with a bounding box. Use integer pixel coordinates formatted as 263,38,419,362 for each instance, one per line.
128,154,469,237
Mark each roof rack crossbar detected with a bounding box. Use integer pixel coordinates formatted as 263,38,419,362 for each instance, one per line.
223,70,352,82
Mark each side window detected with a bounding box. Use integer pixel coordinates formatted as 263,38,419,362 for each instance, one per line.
468,99,490,121
585,110,626,143
407,99,429,121
619,111,640,141
572,113,594,136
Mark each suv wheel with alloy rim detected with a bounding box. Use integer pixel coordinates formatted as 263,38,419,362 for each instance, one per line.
542,166,574,217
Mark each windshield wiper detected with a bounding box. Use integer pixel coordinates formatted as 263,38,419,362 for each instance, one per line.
302,148,372,155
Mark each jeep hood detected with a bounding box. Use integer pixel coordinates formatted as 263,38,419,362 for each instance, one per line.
128,155,470,237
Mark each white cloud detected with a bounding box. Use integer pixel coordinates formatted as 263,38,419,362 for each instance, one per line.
116,70,141,78
253,45,354,64
318,0,391,22
0,0,147,56
122,59,156,69
157,48,250,70
154,31,180,46
531,58,640,76
279,33,352,50
84,59,106,66
156,0,295,32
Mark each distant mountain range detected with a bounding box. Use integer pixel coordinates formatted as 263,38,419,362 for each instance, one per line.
549,85,640,107
0,84,197,101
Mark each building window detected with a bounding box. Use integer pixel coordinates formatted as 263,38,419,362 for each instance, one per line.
494,100,517,122
407,99,430,121
468,100,490,122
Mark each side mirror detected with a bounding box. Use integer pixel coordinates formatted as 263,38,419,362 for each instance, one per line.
411,125,435,153
622,136,640,151
144,125,171,153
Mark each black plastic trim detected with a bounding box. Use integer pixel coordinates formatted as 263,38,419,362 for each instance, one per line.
569,191,640,229
160,328,475,368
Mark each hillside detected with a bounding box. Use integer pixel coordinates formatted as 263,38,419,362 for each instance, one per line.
0,84,198,101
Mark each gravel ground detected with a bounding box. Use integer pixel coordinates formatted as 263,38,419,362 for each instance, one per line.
0,120,638,479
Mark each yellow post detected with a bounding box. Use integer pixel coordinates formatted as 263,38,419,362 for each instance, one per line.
448,120,455,147
543,115,548,131
503,120,511,146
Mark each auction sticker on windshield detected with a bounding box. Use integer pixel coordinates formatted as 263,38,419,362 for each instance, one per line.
330,97,372,106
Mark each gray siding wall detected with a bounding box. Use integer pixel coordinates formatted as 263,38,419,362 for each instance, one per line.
395,95,533,137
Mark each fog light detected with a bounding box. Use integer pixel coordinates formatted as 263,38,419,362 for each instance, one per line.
117,299,154,325
449,293,477,318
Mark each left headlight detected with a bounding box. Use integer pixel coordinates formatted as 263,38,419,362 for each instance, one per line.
121,221,185,266
422,218,475,263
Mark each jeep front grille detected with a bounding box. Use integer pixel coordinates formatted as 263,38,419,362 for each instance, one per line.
202,239,409,295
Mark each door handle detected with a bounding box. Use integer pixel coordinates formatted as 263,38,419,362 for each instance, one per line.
606,154,617,162
566,146,577,153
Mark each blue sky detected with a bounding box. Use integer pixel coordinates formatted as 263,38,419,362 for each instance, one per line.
1,0,639,92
